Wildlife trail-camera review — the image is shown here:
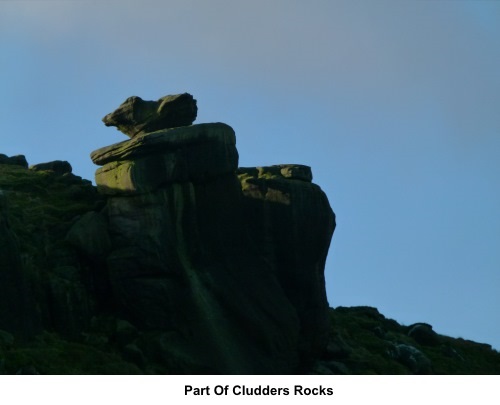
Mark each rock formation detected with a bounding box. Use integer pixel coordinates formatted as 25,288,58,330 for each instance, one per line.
30,160,72,175
90,93,335,373
236,165,335,361
0,154,28,168
102,93,197,138
1,96,500,374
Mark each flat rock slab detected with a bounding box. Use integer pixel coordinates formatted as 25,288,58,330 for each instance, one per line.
92,123,238,194
91,123,235,166
102,93,197,138
236,167,335,361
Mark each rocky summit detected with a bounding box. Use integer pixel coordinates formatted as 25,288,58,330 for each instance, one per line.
0,94,499,375
102,93,198,138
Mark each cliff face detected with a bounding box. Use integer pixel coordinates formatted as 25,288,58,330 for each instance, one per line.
0,93,335,374
88,111,335,373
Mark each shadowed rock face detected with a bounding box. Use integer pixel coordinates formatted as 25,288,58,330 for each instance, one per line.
0,162,103,342
0,154,28,168
0,191,42,339
102,93,198,138
237,165,335,363
30,160,72,175
91,96,336,373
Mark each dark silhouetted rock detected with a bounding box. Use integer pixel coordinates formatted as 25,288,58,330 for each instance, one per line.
325,334,352,360
101,172,302,373
408,323,440,346
66,211,112,262
30,160,72,175
0,154,28,168
236,165,335,365
102,93,197,138
0,191,42,338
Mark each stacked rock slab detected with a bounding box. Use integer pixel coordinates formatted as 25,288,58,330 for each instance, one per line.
102,93,197,138
92,123,238,195
91,93,335,374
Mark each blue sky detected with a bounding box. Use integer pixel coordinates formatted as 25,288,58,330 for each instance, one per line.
1,0,499,350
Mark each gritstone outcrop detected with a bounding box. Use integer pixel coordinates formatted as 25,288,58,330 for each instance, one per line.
1,96,500,374
88,93,335,373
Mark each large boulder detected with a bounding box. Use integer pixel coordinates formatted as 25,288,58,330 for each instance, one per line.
0,154,28,168
104,178,301,373
408,323,440,346
102,93,197,138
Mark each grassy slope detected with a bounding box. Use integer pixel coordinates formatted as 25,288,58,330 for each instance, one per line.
326,306,500,374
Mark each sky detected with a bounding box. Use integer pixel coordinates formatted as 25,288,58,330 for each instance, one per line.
1,0,499,350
